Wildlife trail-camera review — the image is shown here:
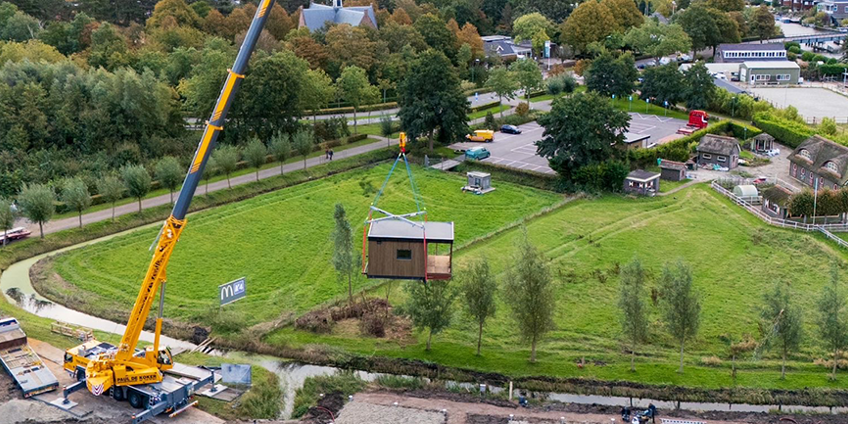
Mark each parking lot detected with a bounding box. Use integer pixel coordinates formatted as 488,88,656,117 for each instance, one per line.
450,114,688,175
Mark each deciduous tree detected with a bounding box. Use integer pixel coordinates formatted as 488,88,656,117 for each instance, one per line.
602,0,644,32
121,165,151,215
623,22,691,61
818,265,848,379
414,13,458,59
18,183,54,238
154,156,183,204
61,178,91,228
485,66,518,117
302,69,336,122
640,63,686,106
509,58,543,101
537,92,630,178
243,138,268,181
0,197,16,245
460,258,497,356
503,229,556,362
585,51,637,98
761,281,803,379
96,175,124,222
406,279,457,351
660,259,701,374
293,128,314,170
683,62,715,110
750,6,777,41
338,65,376,134
269,133,292,174
331,203,357,304
512,12,554,42
212,145,239,189
619,258,649,372
561,1,618,53
397,49,469,152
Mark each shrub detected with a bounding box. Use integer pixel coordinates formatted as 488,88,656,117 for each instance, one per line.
515,102,530,117
574,59,590,76
701,356,723,367
546,77,564,95
484,111,496,129
469,100,501,113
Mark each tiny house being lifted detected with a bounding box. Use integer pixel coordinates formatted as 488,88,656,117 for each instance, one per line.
366,212,454,280
362,133,454,281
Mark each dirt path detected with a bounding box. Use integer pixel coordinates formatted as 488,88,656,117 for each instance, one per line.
350,392,748,424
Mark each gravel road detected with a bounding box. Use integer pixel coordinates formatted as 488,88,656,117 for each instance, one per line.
336,401,446,424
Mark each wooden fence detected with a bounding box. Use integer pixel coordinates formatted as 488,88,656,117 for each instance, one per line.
710,181,848,233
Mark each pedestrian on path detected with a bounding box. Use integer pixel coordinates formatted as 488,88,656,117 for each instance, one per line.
329,149,334,160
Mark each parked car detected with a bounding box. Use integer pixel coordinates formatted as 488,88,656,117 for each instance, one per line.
466,130,494,142
500,124,521,134
659,57,672,65
678,53,692,62
637,59,657,69
465,147,491,160
752,176,768,185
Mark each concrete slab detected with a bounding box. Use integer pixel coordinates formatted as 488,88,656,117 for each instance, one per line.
200,384,228,397
750,87,848,121
48,397,77,410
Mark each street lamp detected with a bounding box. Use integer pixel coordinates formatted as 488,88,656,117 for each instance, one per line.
472,58,480,83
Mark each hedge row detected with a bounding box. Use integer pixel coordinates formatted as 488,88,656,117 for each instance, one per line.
309,102,398,115
0,148,397,271
627,120,762,167
469,100,501,113
819,63,848,77
752,113,814,148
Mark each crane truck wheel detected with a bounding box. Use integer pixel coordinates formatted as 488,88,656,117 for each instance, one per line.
112,387,125,401
128,390,145,409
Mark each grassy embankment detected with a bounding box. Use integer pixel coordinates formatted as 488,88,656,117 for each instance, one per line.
264,184,848,391
1,149,396,343
42,164,560,329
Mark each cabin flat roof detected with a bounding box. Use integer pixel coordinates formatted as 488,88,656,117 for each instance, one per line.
368,219,454,242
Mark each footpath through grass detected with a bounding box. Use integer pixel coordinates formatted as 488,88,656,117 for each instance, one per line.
46,164,560,329
265,185,848,391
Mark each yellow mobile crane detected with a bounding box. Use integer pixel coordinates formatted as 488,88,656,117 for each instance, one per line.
61,1,278,422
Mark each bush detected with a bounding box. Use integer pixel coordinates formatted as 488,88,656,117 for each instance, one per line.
546,77,564,95
788,45,802,54
515,102,530,117
801,51,815,62
484,111,496,129
701,356,723,367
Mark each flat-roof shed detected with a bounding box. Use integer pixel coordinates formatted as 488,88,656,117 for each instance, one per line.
365,219,454,280
740,61,800,85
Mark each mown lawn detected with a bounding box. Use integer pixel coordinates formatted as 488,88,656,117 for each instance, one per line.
48,164,561,327
265,185,848,390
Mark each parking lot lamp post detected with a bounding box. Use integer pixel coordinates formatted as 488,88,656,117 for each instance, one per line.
645,98,650,113
629,95,633,111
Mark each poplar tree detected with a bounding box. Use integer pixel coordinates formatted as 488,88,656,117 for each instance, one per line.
121,165,151,214
660,259,701,374
619,257,648,372
0,198,15,246
818,266,848,380
503,230,556,363
459,258,497,356
61,178,91,228
18,183,55,238
761,281,803,379
406,279,456,351
331,203,356,304
96,175,124,222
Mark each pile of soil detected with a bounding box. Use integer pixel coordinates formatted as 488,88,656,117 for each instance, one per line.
302,392,345,423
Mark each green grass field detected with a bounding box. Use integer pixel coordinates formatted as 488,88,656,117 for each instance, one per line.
48,164,560,328
264,185,848,390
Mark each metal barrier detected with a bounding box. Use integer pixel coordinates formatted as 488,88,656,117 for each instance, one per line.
661,419,706,424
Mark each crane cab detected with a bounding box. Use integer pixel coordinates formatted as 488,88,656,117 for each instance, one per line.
364,219,454,281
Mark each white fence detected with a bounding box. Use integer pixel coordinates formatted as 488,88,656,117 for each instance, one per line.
710,181,848,233
818,226,848,248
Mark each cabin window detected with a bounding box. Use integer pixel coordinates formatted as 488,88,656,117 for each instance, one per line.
799,149,811,160
767,200,780,213
702,153,712,159
717,156,727,162
396,249,412,260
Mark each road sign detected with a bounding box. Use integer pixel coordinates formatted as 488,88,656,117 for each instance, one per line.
219,277,246,306
544,40,551,58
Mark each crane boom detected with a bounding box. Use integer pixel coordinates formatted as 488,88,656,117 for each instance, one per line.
84,0,277,396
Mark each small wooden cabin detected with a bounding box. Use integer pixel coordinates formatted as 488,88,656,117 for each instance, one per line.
365,219,454,280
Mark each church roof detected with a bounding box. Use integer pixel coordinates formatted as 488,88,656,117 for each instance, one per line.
300,1,377,31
